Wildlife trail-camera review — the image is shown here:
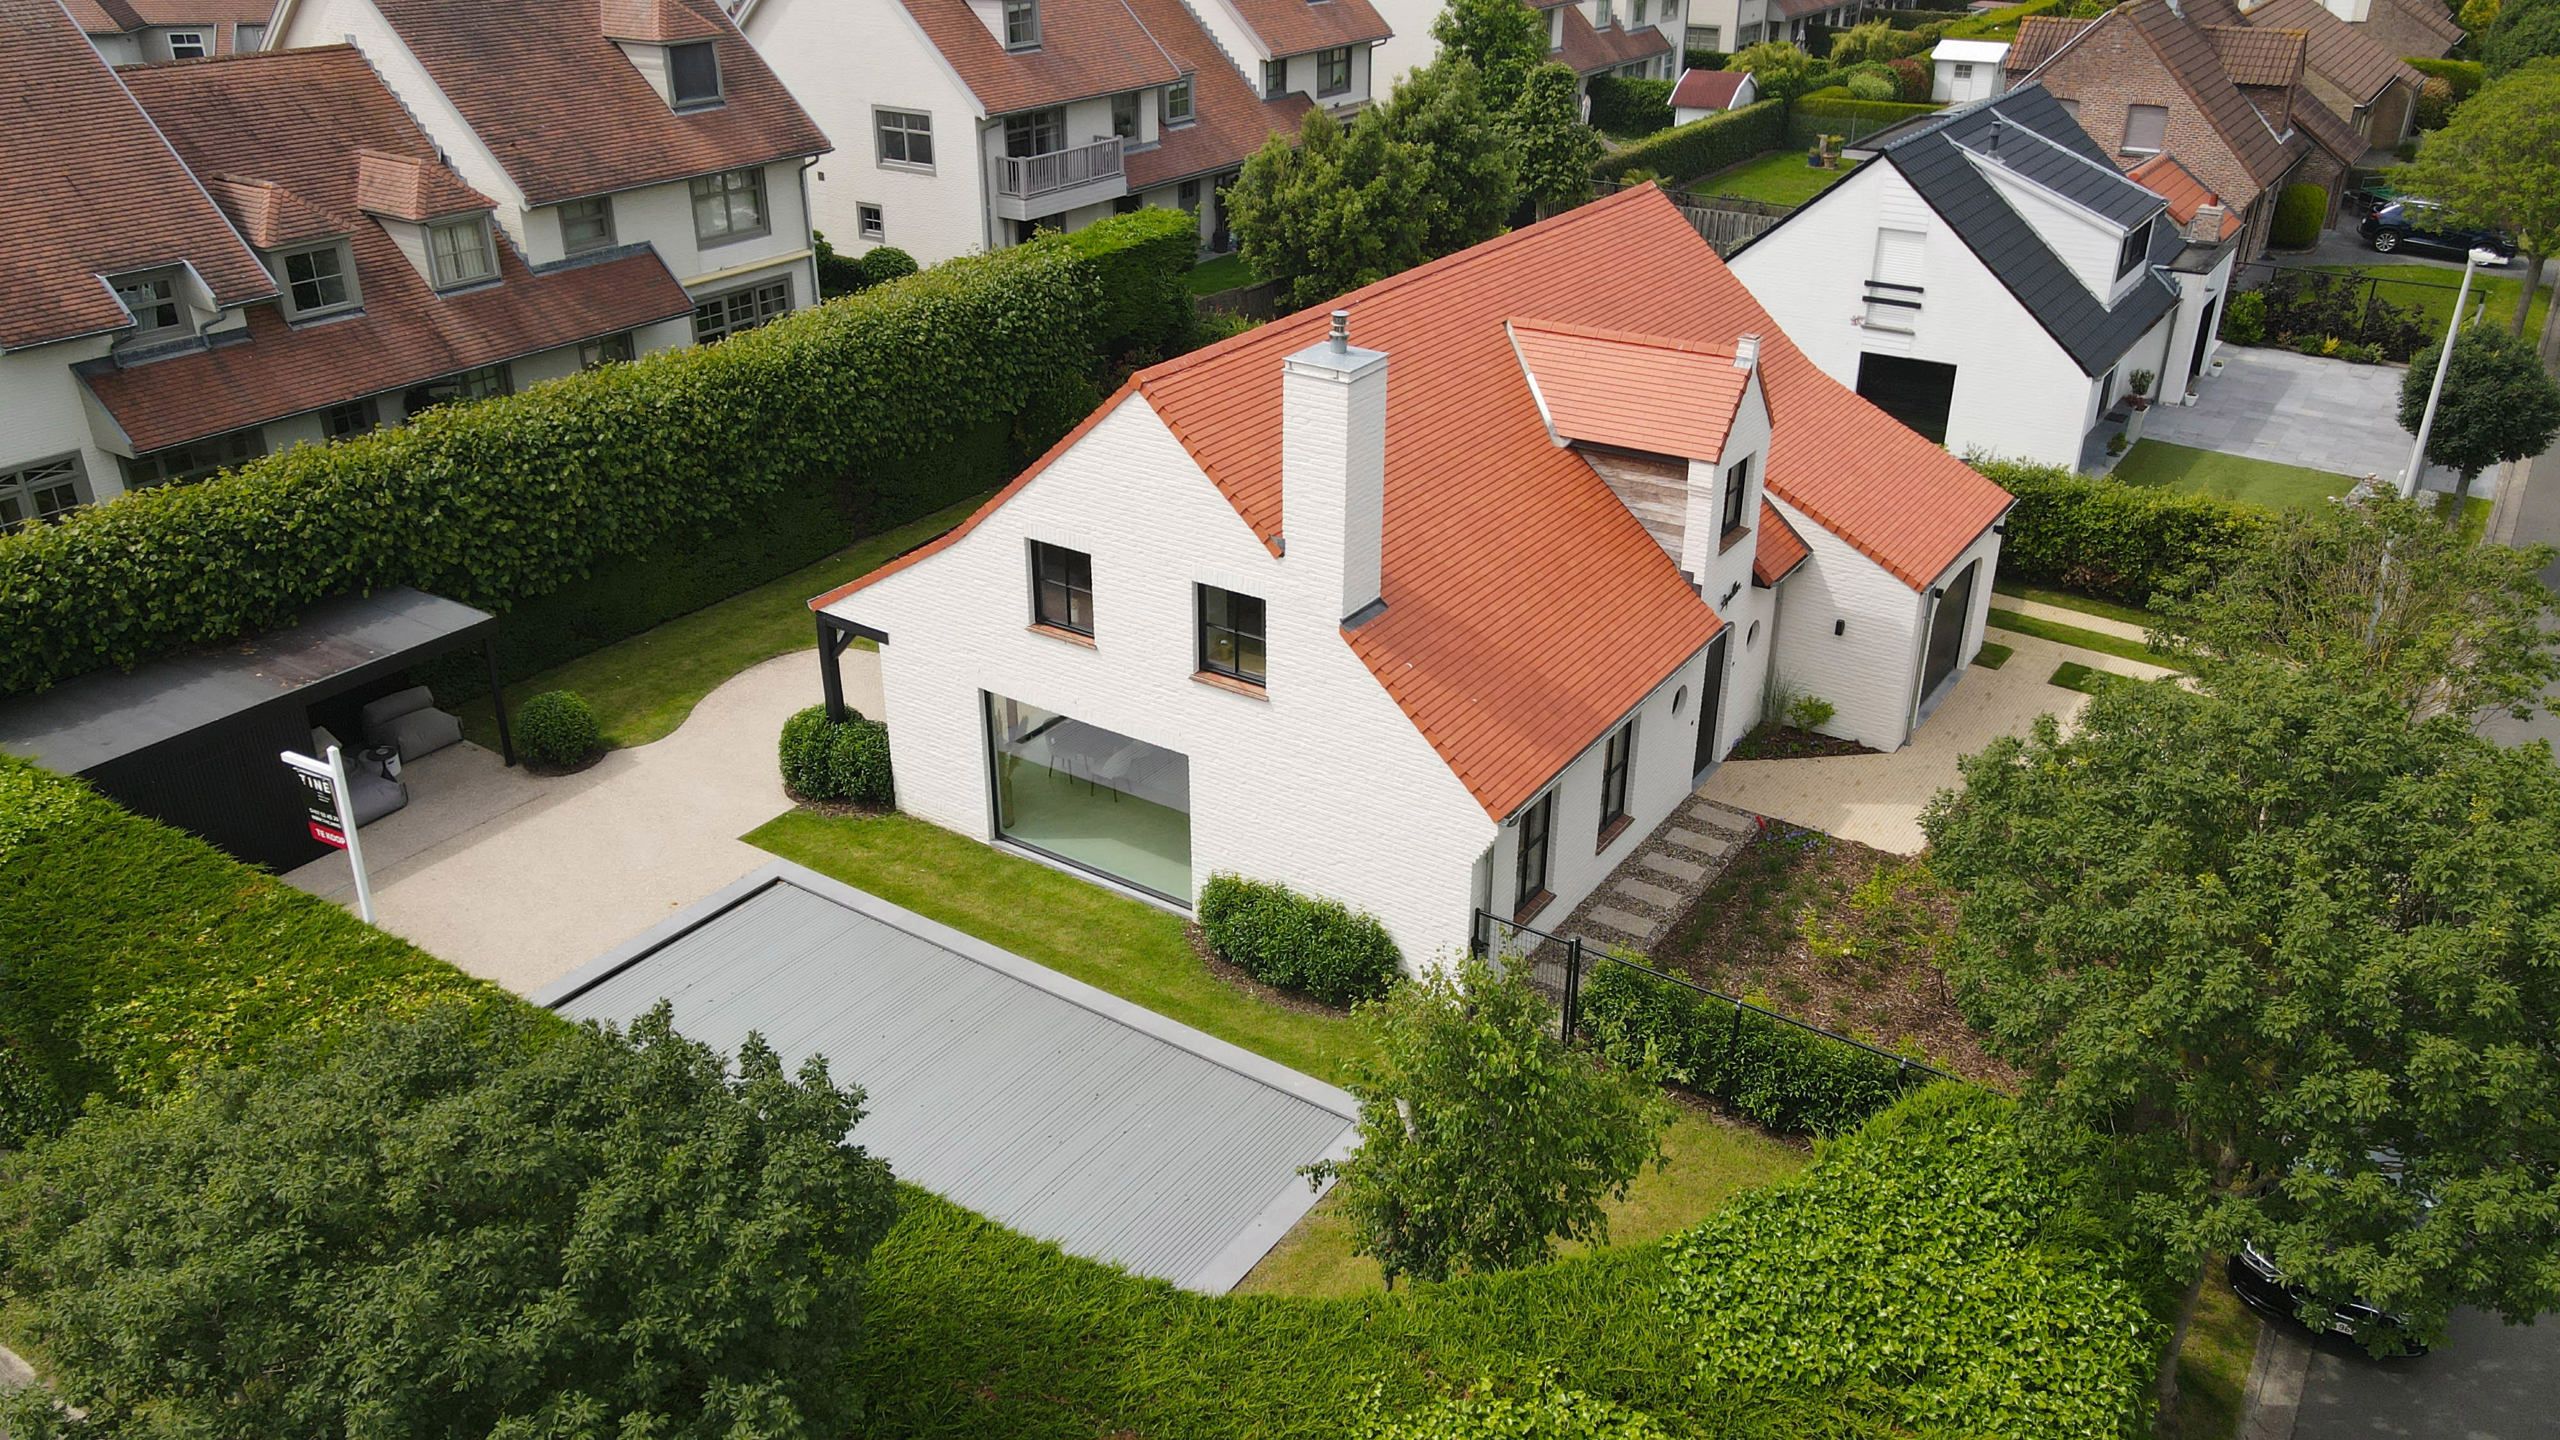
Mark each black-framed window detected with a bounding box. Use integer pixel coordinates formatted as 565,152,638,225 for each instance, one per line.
2115,219,2150,279
1112,90,1140,138
1031,541,1093,634
321,397,377,438
1317,47,1351,97
669,40,722,108
1720,453,1752,534
1196,584,1266,685
1598,721,1634,836
1515,792,1553,917
1262,57,1286,98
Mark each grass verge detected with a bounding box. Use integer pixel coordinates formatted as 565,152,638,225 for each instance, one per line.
1686,150,1860,206
2112,440,2355,512
1972,640,2013,670
459,498,982,752
2050,661,2112,695
1184,253,1258,296
2171,1266,2261,1440
744,809,1366,1085
1991,578,2156,630
1987,608,2179,670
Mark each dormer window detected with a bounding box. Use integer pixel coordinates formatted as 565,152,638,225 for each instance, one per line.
1003,0,1039,50
1162,73,1194,126
669,40,721,109
166,30,207,59
113,268,187,342
1263,58,1286,99
427,216,497,289
1719,453,1752,536
279,242,356,318
2115,220,2150,280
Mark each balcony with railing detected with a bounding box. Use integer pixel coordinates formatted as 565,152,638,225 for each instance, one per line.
993,136,1126,219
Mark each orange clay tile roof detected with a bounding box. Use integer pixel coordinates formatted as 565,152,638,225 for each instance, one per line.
202,174,344,247
2127,153,2243,239
1219,0,1390,56
94,46,693,452
1123,0,1314,189
599,0,727,41
0,0,274,351
1508,319,1749,462
1554,5,1671,75
354,148,496,221
2204,23,2306,87
1753,501,1811,587
366,0,828,205
1670,68,1749,109
899,0,1184,116
816,187,2012,818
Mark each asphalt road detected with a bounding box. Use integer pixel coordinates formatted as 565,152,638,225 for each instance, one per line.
2293,1308,2557,1439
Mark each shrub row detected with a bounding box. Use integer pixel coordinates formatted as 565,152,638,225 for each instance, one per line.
0,208,1200,698
779,703,895,806
1577,959,1929,1134
1584,74,1675,137
1196,873,1404,1007
2406,55,2485,98
1666,1085,2160,1439
1943,0,2064,38
1790,85,1943,129
1593,98,1787,184
1973,457,2268,606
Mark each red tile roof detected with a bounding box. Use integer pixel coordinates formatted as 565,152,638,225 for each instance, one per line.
899,0,1183,116
93,46,693,451
2127,153,2243,239
354,148,496,221
599,0,726,41
69,0,274,49
1219,0,1390,56
362,0,828,205
1123,0,1314,189
0,0,274,351
2378,0,2464,49
1752,501,1810,587
2003,13,2090,72
1508,319,1749,462
817,188,2012,818
1670,67,1749,110
1554,6,1672,75
203,174,344,247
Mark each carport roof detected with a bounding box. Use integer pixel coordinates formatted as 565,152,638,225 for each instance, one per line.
0,588,492,775
541,863,1359,1292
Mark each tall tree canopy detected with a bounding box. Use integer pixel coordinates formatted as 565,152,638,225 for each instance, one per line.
1429,0,1550,111
2484,0,2560,74
1377,58,1518,257
1505,63,1604,219
2399,320,2560,513
2393,61,2560,336
1226,106,1429,309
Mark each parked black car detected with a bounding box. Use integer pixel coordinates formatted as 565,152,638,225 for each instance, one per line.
2229,1241,2429,1355
2360,200,2516,262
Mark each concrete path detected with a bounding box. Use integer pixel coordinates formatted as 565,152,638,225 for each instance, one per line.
1991,592,2149,643
1552,795,1757,957
1700,631,2173,854
2147,347,2476,498
287,648,878,994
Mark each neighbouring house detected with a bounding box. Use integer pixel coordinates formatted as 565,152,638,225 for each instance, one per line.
2309,0,2464,61
2186,0,2422,152
2006,0,2351,259
1930,38,2009,104
68,0,272,60
1729,85,2238,469
731,0,1382,265
1544,0,1682,87
806,185,2011,964
1670,65,1756,122
0,1,694,520
264,0,831,346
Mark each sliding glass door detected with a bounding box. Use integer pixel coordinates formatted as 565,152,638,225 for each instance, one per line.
984,693,1192,903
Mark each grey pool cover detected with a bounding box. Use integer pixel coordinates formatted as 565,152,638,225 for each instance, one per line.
538,861,1357,1292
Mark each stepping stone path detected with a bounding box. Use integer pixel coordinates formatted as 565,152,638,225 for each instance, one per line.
1551,795,1760,962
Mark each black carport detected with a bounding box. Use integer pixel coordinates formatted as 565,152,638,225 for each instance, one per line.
0,588,511,871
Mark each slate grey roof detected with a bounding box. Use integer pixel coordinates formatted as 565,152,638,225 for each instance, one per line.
545,864,1359,1293
1876,86,2180,377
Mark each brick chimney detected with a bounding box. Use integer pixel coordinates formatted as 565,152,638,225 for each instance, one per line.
1282,310,1390,625
2186,204,2225,243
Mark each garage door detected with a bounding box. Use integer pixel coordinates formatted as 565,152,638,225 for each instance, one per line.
539,862,1358,1292
1856,352,1960,446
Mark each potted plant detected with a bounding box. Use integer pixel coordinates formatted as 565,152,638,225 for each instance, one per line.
2126,369,2155,411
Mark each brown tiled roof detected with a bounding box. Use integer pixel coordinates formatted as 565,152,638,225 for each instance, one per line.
203,174,344,247
899,0,1183,116
599,0,725,41
1221,0,1389,57
1670,68,1749,109
1123,0,1311,188
818,188,2013,818
96,46,693,451
2127,152,2243,239
2378,0,2464,49
1752,501,1810,587
71,0,274,49
0,0,273,351
367,0,828,205
2289,87,2368,163
1554,5,1671,74
2004,14,2090,72
353,148,494,220
2119,0,2303,190
2205,23,2305,86
2236,0,2422,102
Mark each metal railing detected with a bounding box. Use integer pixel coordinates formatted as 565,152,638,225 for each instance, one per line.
996,136,1125,200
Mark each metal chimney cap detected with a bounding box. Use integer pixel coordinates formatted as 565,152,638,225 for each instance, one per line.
1328,309,1350,353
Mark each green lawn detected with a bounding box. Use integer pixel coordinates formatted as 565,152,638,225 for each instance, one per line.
2112,440,2356,512
1236,1107,1807,1298
1688,149,1859,207
1972,640,2013,670
459,498,983,752
2295,262,2553,341
1987,609,2179,669
1991,578,2156,630
1184,253,1258,296
2049,660,2112,695
2172,1267,2262,1440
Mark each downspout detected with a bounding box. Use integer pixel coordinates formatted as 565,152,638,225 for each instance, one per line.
798,154,821,300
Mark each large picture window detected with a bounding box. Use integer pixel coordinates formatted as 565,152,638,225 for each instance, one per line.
986,693,1191,902
1030,541,1094,635
1196,585,1266,686
1598,721,1634,838
1514,792,1554,920
690,168,768,243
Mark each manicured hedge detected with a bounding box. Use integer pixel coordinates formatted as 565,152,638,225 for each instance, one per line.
1593,98,1787,183
1585,74,1675,136
2272,181,2329,249
1196,873,1404,1006
1666,1085,2160,1439
1791,85,1943,129
2407,55,2486,98
1972,458,2268,606
0,208,1199,699
1944,0,2063,38
778,703,894,806
1577,959,1930,1134
515,688,602,769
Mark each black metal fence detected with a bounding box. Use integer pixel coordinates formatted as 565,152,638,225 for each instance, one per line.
2232,260,2504,363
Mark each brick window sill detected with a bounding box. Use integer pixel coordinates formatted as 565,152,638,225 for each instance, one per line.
1513,890,1555,927
1192,669,1268,700
1028,622,1095,649
1596,813,1632,851
1718,524,1753,554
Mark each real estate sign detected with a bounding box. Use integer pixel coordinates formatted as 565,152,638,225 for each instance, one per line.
280,746,374,922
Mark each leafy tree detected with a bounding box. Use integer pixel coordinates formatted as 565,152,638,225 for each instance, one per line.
1828,19,1905,64
1723,41,1826,103
1430,0,1550,111
1505,63,1604,220
1923,670,2560,1377
1306,956,1673,1286
0,1004,899,1439
2399,320,2560,515
1379,58,1519,257
2392,61,2560,336
1226,107,1429,309
1356,1383,1679,1439
2154,493,2560,722
2483,0,2560,74
2461,0,2501,33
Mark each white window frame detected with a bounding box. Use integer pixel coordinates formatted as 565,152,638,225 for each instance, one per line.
426,215,498,289
874,108,935,171
0,454,89,530
668,40,722,109
165,29,207,58
558,196,616,255
279,241,357,318
857,202,885,241
689,167,769,245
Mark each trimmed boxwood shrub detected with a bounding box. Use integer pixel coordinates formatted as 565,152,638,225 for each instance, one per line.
1972,458,2267,605
514,689,601,769
1577,959,1928,1134
1196,873,1403,1006
858,245,919,286
0,208,1199,699
1792,85,1941,128
2271,181,2329,249
778,704,893,805
1593,98,1786,183
1585,74,1674,136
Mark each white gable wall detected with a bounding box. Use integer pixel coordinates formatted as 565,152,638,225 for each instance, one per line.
1969,154,2127,302
830,394,1501,967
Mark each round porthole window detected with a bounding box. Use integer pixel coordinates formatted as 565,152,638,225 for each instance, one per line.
1747,620,1762,647
1672,685,1689,715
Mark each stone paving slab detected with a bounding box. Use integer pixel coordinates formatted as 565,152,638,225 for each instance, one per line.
1659,826,1725,854
1639,852,1706,882
1613,876,1684,908
1578,905,1656,940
